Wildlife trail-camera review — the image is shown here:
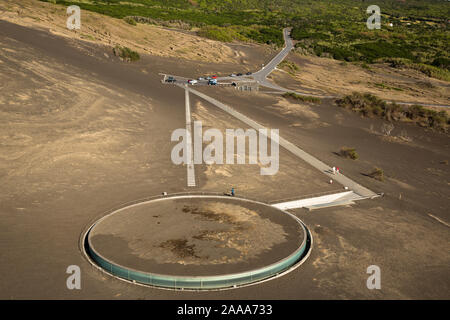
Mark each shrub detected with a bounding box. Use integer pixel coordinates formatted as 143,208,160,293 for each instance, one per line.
283,92,321,104
339,146,359,160
124,17,137,26
406,105,448,130
431,57,450,70
385,103,404,121
385,58,450,82
336,92,387,117
336,93,448,132
361,63,371,70
113,45,140,62
278,61,299,75
198,26,234,42
197,25,283,46
353,40,415,63
39,0,449,75
367,167,384,181
405,105,427,120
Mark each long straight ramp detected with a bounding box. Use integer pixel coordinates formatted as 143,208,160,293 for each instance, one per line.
187,87,377,199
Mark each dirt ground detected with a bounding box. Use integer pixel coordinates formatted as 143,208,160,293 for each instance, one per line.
0,18,449,300
270,52,450,107
190,95,340,200
187,85,450,299
89,197,303,276
0,0,275,67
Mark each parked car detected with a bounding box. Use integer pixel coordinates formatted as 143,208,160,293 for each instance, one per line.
198,77,204,81
230,73,237,77
237,73,243,76
246,72,252,75
187,79,198,85
206,76,212,80
211,75,217,79
166,76,176,83
208,79,217,85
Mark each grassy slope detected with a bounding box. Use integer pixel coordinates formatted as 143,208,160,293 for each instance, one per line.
42,0,449,80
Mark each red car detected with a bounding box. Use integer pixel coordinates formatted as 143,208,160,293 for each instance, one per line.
211,75,217,79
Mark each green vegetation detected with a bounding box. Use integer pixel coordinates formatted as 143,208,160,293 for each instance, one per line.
373,82,403,91
360,62,371,71
113,45,140,62
367,167,384,181
41,0,449,79
125,16,192,29
336,92,449,132
283,92,321,104
339,147,359,160
81,33,95,41
405,105,449,130
124,16,137,26
197,25,282,44
198,25,235,42
278,60,299,75
384,58,450,82
290,1,449,80
42,0,286,46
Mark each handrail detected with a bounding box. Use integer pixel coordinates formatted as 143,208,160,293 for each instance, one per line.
83,194,312,290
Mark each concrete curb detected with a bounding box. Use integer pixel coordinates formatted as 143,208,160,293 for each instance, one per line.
81,194,313,291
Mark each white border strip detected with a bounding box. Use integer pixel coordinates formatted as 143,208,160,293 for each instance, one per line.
272,191,354,210
80,194,313,292
185,86,196,187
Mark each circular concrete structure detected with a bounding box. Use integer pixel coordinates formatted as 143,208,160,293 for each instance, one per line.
84,195,311,290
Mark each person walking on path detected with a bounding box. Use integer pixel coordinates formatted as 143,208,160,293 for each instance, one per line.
231,187,235,197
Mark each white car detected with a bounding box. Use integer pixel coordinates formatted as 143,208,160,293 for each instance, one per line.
188,79,198,85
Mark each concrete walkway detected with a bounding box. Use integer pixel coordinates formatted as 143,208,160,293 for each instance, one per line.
182,84,196,187
166,27,450,107
188,87,378,199
272,191,364,211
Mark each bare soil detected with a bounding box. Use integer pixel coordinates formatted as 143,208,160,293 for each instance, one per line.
0,18,448,300
89,197,303,276
0,0,274,67
270,53,450,107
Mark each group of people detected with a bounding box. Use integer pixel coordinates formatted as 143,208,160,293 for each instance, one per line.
329,166,341,184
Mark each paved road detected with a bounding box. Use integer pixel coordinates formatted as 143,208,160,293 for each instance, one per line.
169,29,377,197
166,27,450,106
217,28,292,82
219,28,450,105
169,26,447,190
253,28,294,80
216,28,336,98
